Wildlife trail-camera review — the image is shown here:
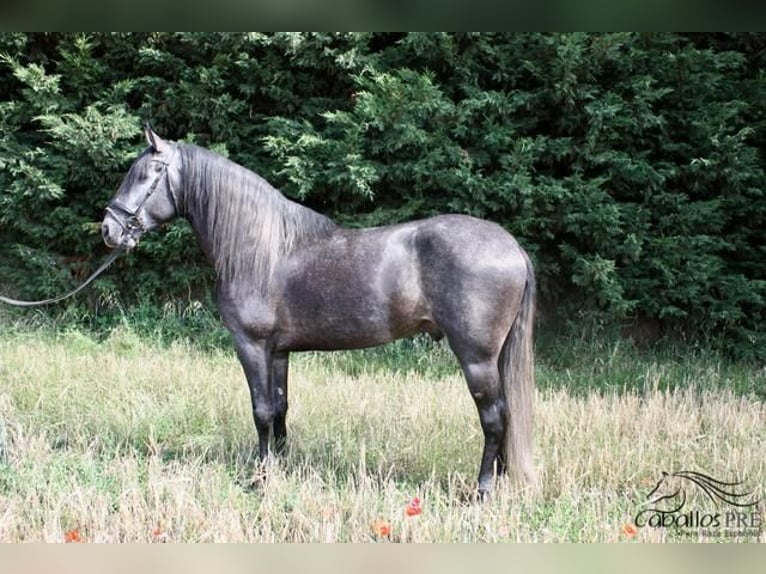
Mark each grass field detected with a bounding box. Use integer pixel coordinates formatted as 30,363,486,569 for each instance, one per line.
0,326,763,542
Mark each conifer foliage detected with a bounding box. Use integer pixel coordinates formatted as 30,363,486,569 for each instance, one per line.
1,33,763,354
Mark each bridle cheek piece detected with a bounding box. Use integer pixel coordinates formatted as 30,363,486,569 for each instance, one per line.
105,152,177,242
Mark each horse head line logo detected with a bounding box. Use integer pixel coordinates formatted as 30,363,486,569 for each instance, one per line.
646,470,760,512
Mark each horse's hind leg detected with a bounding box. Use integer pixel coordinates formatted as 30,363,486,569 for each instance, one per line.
457,353,508,496
272,352,289,455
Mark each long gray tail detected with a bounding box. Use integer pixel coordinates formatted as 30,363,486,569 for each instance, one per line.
499,248,538,488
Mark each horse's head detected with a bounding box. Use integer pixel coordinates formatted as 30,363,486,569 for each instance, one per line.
646,471,685,508
101,125,182,251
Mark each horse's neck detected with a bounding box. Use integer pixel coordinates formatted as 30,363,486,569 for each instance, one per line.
181,160,337,285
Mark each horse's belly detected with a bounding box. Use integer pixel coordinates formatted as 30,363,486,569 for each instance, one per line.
276,287,429,352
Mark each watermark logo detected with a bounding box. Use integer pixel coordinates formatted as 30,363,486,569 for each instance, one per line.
633,470,762,539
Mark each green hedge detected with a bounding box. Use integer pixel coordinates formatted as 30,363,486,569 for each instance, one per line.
1,33,764,356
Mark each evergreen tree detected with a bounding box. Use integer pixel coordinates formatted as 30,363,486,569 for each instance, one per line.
0,33,763,356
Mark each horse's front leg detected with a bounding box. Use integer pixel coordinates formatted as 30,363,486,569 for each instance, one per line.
272,352,289,455
233,334,274,461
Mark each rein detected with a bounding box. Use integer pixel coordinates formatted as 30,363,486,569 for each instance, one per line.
0,248,124,307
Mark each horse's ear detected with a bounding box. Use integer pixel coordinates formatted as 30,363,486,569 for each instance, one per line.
144,123,169,154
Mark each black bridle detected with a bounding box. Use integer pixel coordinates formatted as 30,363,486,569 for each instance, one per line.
104,149,179,240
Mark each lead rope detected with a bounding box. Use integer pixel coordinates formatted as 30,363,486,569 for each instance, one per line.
0,248,124,307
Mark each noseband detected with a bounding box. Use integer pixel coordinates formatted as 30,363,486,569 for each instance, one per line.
105,149,179,239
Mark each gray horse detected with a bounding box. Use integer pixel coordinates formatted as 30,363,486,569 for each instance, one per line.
102,126,538,495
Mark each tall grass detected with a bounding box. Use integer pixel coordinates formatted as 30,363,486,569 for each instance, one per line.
0,326,763,542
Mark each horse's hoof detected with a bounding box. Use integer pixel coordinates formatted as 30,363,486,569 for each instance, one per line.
477,484,492,501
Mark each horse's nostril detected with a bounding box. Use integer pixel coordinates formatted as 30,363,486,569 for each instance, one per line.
102,222,114,245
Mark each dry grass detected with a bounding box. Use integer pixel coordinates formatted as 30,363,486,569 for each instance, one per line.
0,328,763,542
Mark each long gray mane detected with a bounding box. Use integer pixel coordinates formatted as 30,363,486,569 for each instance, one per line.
177,143,338,291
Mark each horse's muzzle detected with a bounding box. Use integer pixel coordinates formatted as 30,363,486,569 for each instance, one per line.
101,217,138,251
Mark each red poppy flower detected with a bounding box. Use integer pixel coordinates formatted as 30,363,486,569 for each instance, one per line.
64,529,82,543
622,523,638,538
405,497,422,517
372,518,391,538
151,527,168,542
